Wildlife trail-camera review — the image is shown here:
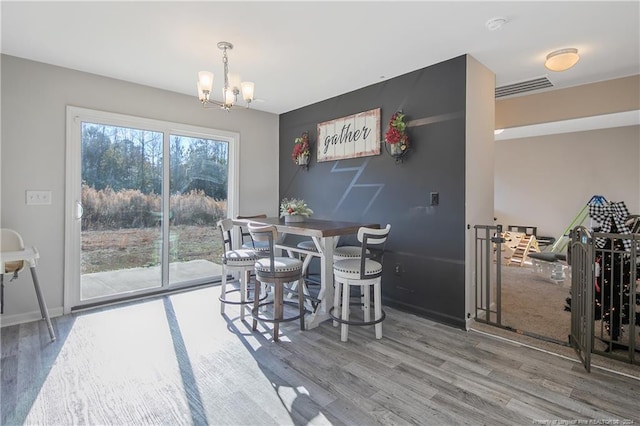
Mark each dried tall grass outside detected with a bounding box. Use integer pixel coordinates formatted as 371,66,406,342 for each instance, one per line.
82,184,226,230
170,190,226,226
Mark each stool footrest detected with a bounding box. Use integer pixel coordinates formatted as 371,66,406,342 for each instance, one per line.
251,300,309,324
219,288,267,305
328,304,386,326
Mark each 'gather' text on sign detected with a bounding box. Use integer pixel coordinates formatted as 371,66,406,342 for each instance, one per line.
316,108,380,162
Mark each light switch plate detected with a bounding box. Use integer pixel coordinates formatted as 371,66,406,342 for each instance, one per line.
430,192,439,206
26,190,52,205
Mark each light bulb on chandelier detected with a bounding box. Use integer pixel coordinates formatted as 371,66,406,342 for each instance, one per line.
196,41,255,111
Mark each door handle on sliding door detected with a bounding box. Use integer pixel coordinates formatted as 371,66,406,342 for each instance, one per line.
76,201,84,220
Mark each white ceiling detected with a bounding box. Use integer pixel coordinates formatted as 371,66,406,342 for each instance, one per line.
2,1,639,115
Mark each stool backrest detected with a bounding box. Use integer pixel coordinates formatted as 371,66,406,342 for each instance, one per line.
236,214,267,249
357,224,391,280
217,219,235,262
1,228,26,274
247,222,277,272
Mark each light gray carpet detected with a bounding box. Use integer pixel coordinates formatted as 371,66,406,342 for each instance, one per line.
475,261,640,374
499,263,572,343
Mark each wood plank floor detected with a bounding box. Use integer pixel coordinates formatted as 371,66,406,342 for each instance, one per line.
2,285,639,425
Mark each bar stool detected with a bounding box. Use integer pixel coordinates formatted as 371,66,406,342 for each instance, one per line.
330,224,391,342
295,239,321,283
285,239,320,310
248,222,306,342
332,243,369,316
237,214,270,253
217,218,260,321
334,245,368,260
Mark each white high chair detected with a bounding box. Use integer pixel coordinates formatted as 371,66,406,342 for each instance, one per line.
1,228,56,341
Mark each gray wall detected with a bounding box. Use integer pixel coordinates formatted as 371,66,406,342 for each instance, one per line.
1,55,279,324
278,55,495,328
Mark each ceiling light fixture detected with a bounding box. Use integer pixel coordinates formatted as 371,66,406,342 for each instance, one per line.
544,48,580,72
197,41,254,111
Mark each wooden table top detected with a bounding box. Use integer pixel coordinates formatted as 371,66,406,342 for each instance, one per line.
234,217,380,238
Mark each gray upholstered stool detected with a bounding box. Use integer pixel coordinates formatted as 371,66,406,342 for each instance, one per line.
237,214,271,253
217,218,260,321
288,239,321,308
296,239,320,277
330,224,391,342
249,223,307,342
297,239,318,253
333,245,368,260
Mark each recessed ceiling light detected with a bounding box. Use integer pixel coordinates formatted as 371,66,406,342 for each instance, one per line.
486,17,508,31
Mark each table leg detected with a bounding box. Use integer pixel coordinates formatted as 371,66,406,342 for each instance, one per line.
29,266,56,341
305,236,334,329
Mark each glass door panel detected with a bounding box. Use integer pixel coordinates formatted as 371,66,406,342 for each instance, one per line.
80,122,163,300
167,135,228,285
66,106,238,312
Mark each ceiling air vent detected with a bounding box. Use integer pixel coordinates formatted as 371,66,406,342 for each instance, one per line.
495,77,553,98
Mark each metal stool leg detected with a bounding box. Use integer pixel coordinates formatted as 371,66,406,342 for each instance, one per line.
29,266,55,341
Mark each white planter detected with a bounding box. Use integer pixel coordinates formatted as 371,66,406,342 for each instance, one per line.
296,154,309,166
284,214,305,223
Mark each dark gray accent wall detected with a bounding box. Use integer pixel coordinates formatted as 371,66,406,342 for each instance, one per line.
279,56,468,328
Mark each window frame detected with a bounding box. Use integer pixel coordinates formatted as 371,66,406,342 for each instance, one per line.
64,106,239,313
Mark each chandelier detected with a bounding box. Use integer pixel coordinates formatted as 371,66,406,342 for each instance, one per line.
197,41,254,111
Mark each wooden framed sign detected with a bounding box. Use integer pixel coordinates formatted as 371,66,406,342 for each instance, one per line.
316,108,380,162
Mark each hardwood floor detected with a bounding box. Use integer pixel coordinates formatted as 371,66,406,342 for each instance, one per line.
2,285,639,425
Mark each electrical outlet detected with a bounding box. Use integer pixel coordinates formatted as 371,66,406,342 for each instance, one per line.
26,190,52,205
430,191,439,206
394,263,402,275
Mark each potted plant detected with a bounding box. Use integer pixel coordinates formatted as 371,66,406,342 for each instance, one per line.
292,132,311,167
280,198,313,222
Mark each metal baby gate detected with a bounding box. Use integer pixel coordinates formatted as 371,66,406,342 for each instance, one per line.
473,223,638,372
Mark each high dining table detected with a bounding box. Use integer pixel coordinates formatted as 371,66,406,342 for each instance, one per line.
233,217,380,329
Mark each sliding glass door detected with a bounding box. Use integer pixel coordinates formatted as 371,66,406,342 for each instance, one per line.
167,135,229,285
65,107,238,312
79,123,164,299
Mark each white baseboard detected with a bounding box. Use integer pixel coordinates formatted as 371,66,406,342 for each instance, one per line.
0,307,64,328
